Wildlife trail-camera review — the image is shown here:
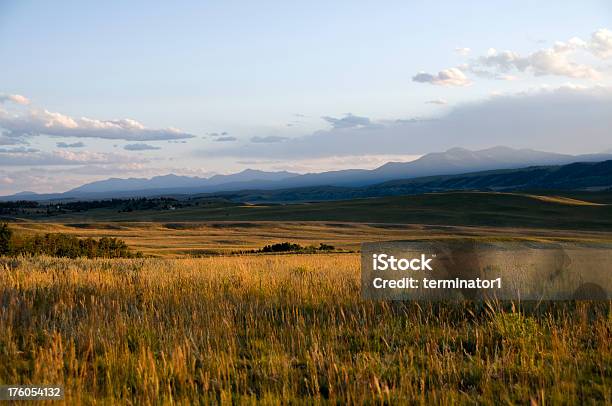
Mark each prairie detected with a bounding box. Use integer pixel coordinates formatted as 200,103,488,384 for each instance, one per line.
6,192,612,231
7,221,612,258
1,254,610,404
2,190,611,403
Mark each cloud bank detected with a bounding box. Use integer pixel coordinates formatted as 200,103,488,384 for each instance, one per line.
250,135,289,143
0,150,144,166
215,136,237,142
321,113,375,128
0,94,30,105
412,68,471,87
124,143,161,151
455,47,471,56
415,28,612,85
474,41,599,80
204,85,612,159
0,96,197,144
57,141,85,148
426,99,448,105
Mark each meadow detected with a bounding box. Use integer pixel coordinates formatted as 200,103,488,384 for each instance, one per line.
1,254,610,404
7,191,612,231
1,191,611,403
7,221,612,258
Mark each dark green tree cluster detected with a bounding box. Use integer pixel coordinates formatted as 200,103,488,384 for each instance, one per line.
0,223,139,258
0,201,39,209
259,242,336,253
0,201,39,215
0,223,12,255
117,198,182,212
260,242,303,253
1,197,187,217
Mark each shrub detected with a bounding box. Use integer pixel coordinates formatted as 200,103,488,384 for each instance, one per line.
0,223,138,258
258,242,336,254
0,223,12,255
261,242,303,253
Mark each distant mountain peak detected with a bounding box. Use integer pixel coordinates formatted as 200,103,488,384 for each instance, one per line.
482,145,518,152
444,146,471,153
60,168,300,196
154,174,186,179
12,191,38,196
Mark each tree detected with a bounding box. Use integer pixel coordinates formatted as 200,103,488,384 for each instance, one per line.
0,223,13,255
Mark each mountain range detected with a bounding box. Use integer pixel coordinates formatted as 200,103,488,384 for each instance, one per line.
2,146,612,201
205,160,612,203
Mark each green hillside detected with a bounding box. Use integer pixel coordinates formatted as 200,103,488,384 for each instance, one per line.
7,191,611,231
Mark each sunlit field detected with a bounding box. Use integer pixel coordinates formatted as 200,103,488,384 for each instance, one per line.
1,254,610,404
3,1,612,403
8,221,612,257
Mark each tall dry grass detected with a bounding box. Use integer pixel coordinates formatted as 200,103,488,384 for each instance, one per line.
0,254,610,404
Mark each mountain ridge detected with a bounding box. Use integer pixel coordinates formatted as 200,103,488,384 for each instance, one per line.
193,160,612,203
2,146,612,201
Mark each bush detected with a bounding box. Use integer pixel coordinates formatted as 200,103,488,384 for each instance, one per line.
258,242,336,254
0,223,12,255
0,223,138,258
261,242,303,253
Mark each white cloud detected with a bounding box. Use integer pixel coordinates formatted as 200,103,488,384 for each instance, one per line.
426,99,448,105
412,68,471,86
589,28,612,59
250,135,289,143
0,176,14,185
0,94,30,105
0,98,196,142
205,85,612,159
215,136,238,142
321,113,376,128
420,29,612,85
124,143,161,151
0,147,39,153
0,150,144,166
0,134,28,146
248,154,422,173
471,28,612,80
56,141,85,148
476,46,600,79
207,131,230,138
0,164,222,195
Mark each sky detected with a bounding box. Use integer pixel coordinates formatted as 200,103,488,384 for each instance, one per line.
1,1,611,194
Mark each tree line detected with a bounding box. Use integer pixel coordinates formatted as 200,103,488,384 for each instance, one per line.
0,223,140,258
0,197,187,217
258,242,336,253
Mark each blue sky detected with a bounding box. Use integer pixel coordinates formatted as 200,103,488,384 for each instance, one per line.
1,1,611,193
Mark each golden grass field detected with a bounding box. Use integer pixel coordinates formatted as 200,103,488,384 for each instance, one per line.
8,221,612,257
1,252,611,404
1,219,611,404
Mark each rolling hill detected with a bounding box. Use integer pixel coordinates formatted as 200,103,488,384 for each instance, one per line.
7,191,611,232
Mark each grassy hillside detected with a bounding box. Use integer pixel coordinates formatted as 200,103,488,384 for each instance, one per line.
8,192,612,231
